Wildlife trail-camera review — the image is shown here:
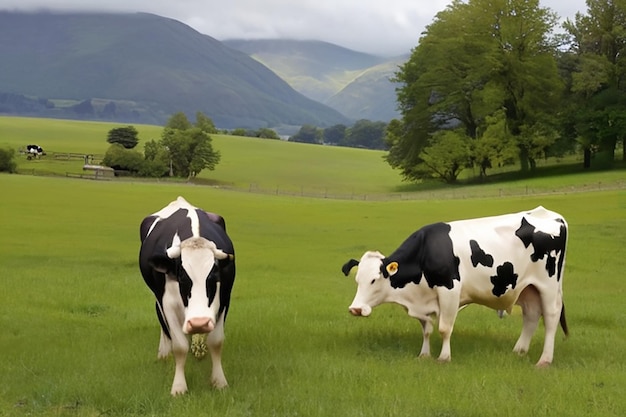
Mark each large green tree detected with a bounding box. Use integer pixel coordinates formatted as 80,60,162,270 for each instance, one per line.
389,0,563,181
563,0,626,166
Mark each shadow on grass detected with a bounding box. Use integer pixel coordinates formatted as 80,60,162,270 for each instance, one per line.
392,160,626,194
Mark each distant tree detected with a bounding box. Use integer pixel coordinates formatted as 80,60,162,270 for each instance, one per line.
256,128,280,139
107,126,139,149
166,112,192,130
323,124,347,145
161,127,220,178
343,120,387,149
290,124,322,144
102,144,144,173
142,139,170,177
230,128,248,137
0,146,17,173
195,111,218,134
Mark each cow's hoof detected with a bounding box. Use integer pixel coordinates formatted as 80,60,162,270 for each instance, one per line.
211,378,228,389
171,386,188,396
535,360,551,368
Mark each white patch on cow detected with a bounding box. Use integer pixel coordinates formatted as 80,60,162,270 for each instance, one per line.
151,196,198,218
166,233,182,258
180,237,221,333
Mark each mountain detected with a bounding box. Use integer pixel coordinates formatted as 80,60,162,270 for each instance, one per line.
223,39,408,122
0,11,350,129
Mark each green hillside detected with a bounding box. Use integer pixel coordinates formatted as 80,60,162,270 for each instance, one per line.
0,12,349,129
224,39,406,121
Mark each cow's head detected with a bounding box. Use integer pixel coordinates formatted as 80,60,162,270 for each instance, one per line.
150,235,233,334
342,251,394,317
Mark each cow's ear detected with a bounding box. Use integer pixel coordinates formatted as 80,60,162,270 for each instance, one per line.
149,254,175,273
386,262,399,276
341,259,359,276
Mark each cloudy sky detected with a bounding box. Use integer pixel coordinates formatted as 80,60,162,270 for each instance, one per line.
1,0,588,56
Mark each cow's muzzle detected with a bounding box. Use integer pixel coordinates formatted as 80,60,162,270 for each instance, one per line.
185,317,215,334
349,305,372,317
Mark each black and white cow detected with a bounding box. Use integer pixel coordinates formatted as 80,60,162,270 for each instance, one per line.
139,196,235,395
342,206,568,367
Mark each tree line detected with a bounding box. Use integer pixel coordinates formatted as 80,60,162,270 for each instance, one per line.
386,0,626,182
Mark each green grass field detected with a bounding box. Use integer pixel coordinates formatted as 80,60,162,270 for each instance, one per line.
0,117,625,416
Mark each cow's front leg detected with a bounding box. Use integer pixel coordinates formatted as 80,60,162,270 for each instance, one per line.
417,318,433,358
163,278,190,395
436,287,460,362
158,328,172,359
170,335,190,395
206,314,228,388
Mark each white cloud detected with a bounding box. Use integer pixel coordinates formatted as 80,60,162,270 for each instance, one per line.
0,0,588,55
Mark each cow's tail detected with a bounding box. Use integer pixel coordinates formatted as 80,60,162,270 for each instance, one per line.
560,302,569,337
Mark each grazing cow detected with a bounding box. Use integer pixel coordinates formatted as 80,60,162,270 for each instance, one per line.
139,196,235,395
342,206,568,367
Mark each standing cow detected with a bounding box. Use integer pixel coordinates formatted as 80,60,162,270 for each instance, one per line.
342,206,568,367
139,196,235,395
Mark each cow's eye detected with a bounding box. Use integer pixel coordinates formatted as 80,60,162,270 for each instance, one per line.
370,279,376,285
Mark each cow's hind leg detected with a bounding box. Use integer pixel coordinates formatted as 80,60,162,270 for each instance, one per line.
155,301,172,359
206,313,228,389
536,289,563,367
418,318,433,358
513,285,542,357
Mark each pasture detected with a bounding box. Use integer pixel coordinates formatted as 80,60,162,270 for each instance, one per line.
0,172,624,417
3,116,624,199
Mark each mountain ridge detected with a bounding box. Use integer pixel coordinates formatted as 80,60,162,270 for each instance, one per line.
0,11,350,129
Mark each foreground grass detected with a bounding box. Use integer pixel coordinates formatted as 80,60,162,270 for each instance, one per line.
0,174,624,416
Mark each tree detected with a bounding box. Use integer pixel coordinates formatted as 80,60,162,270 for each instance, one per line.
323,124,347,145
161,127,220,179
166,112,192,130
472,109,518,178
102,144,144,173
390,0,563,181
563,0,626,166
256,128,280,139
420,129,472,183
142,139,170,177
0,146,17,173
290,124,322,144
107,126,139,149
195,111,217,134
343,120,387,149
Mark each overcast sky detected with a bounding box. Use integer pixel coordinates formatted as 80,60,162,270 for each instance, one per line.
1,0,588,56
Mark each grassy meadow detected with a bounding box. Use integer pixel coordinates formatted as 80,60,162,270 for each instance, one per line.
1,116,625,416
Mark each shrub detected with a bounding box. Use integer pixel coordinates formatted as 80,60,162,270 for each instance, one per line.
0,145,17,173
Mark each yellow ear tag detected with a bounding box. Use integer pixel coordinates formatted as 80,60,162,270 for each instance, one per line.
386,262,398,276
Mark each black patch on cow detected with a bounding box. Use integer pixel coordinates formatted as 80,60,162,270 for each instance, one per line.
382,222,460,290
342,259,360,276
470,239,494,268
490,262,518,296
515,217,567,280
